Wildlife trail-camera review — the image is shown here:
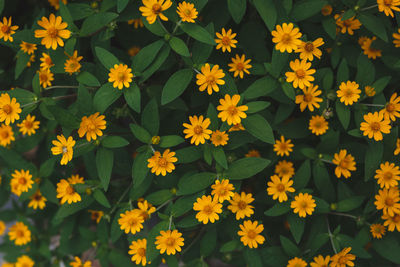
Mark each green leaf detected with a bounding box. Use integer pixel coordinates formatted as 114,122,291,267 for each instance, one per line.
220,240,240,253
129,124,151,143
225,157,270,180
169,37,190,57
80,12,118,36
59,0,78,31
142,17,165,37
244,248,263,267
15,51,30,79
146,190,173,205
138,45,170,82
253,0,277,31
133,40,165,73
7,88,37,105
93,83,122,113
0,0,4,14
212,147,228,169
39,158,56,178
180,23,215,45
269,49,289,78
322,18,336,40
364,141,383,181
93,189,111,208
117,0,129,12
177,172,216,195
246,101,271,114
76,71,101,87
280,235,300,257
146,221,170,262
161,68,193,105
40,179,58,204
46,105,80,129
358,13,388,42
355,54,374,86
101,136,129,148
95,46,119,70
337,59,349,84
77,84,93,114
200,226,217,257
108,250,134,266
54,196,94,221
336,101,350,130
242,114,275,144
293,160,311,189
159,135,184,148
142,98,159,136
264,202,291,216
175,146,202,163
373,236,400,264
336,196,365,212
282,83,295,100
96,148,114,191
288,214,305,244
372,76,391,95
124,82,141,113
171,191,204,217
243,76,279,100
132,149,152,187
313,162,335,202
228,0,246,24
290,0,328,21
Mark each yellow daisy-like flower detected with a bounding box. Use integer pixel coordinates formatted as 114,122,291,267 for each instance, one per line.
78,112,106,142
20,41,37,55
370,223,386,239
147,149,178,176
139,0,172,24
128,46,141,57
176,1,198,23
295,38,324,61
0,124,15,147
26,54,36,67
64,50,83,75
38,68,54,88
28,190,47,210
182,115,212,145
337,81,361,105
196,63,225,95
332,149,356,179
193,195,223,224
16,255,35,267
321,5,333,16
382,213,400,231
377,0,400,17
10,169,34,196
40,52,54,70
155,229,184,255
310,255,330,267
128,18,144,29
0,220,5,236
360,111,391,141
129,238,148,266
271,23,302,53
334,14,362,35
295,84,323,112
228,54,252,79
245,149,260,158
215,28,237,52
287,257,307,267
108,63,134,90
309,115,329,136
227,192,254,220
51,134,76,165
137,200,156,220
34,13,71,50
210,130,229,146
267,175,295,202
0,93,21,125
273,136,294,157
48,0,68,10
88,210,104,224
290,192,316,217
381,92,400,121
118,209,144,234
395,138,400,155
274,160,295,179
228,123,245,132
217,94,248,125
70,256,92,267
374,187,400,216
0,17,19,42
364,86,376,97
375,162,400,189
8,222,31,246
17,114,40,136
67,174,85,185
56,179,81,204
238,220,265,249
211,179,235,202
358,36,369,46
330,247,356,267
361,36,382,60
285,59,316,89
2,262,14,267
393,29,400,47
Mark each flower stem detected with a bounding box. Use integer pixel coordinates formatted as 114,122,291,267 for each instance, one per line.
358,103,384,107
360,4,378,11
157,18,170,34
168,214,173,230
109,182,132,215
172,20,182,34
320,158,335,165
326,217,338,254
329,211,358,220
156,198,174,212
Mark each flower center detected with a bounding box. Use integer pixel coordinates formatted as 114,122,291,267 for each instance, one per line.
227,106,238,116
1,25,10,34
301,201,308,209
34,194,42,201
339,159,349,169
303,93,313,102
206,75,216,84
16,230,25,238
304,42,314,52
152,3,162,14
137,247,146,257
279,143,288,151
166,237,175,247
235,62,244,71
2,104,12,114
129,217,138,226
62,146,68,154
158,157,167,167
193,125,203,135
385,197,394,206
221,36,231,46
18,177,27,185
45,57,53,65
386,103,395,112
140,210,149,220
370,122,381,132
184,9,192,16
48,27,58,38
219,188,226,195
66,185,75,195
88,123,96,131
1,130,9,139
384,0,392,6
393,215,400,223
338,257,348,264
281,33,291,44
238,200,247,210
345,89,354,97
215,134,222,141
24,121,33,129
203,205,213,215
40,74,48,82
383,172,393,181
314,121,322,128
280,168,288,175
247,230,257,239
277,183,285,192
295,69,306,79
343,19,352,27
118,72,126,81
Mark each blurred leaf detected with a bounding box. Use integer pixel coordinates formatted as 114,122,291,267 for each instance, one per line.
290,0,327,21
225,157,270,180
124,82,141,113
293,160,311,189
95,46,120,70
336,196,364,212
47,105,80,129
212,146,228,169
364,141,383,181
142,98,159,136
200,226,217,257
264,202,291,216
161,68,193,105
102,136,129,148
253,0,277,31
93,83,122,113
54,196,94,221
358,13,388,42
169,37,190,57
159,135,184,148
177,172,216,195
288,214,305,244
117,0,129,13
373,236,400,264
93,189,111,208
146,190,173,205
280,235,300,257
77,71,101,86
244,248,263,267
313,162,335,202
132,149,152,187
133,40,165,73
15,51,30,79
228,0,246,24
80,12,118,36
246,101,271,114
336,101,350,130
96,147,114,191
243,76,279,100
180,23,215,45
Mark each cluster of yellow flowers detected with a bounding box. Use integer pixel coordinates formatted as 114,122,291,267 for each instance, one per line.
287,247,356,267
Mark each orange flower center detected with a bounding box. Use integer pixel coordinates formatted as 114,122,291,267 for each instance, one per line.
1,25,10,34
158,157,167,167
280,167,288,175
215,134,222,141
18,177,27,185
140,210,149,220
235,62,244,71
34,194,42,201
385,197,395,206
24,120,33,129
343,19,352,27
281,33,292,44
129,217,138,226
2,104,12,114
238,200,247,210
166,237,176,247
48,27,59,38
16,230,25,238
184,9,192,16
45,57,53,65
40,73,48,82
1,130,9,139
370,122,381,132
66,185,75,195
295,69,306,79
227,106,238,116
393,214,400,223
152,3,162,14
193,125,203,135
339,159,349,169
221,36,231,46
276,183,285,192
303,93,313,102
137,247,146,257
301,201,308,209
383,172,393,181
118,71,126,81
206,74,216,84
386,103,395,112
218,188,226,195
314,121,322,128
247,230,257,239
88,123,96,131
304,42,314,52
279,143,288,151
203,204,213,215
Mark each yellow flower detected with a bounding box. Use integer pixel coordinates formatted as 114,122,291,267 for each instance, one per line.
271,23,302,53
0,220,5,236
128,46,141,57
393,28,400,47
56,179,81,204
337,81,361,105
228,123,244,132
332,149,356,178
16,255,35,267
193,195,223,224
321,5,333,16
285,59,316,89
382,213,400,231
310,255,330,267
210,130,229,146
227,192,254,220
108,63,134,90
267,175,295,202
377,0,400,17
137,200,156,220
40,52,54,70
176,1,198,23
381,92,400,121
375,162,400,189
295,84,323,112
215,28,237,52
78,112,106,141
274,160,295,179
334,14,361,35
217,94,248,125
238,220,265,249
128,18,144,29
1,262,14,267
48,0,67,10
8,222,31,246
20,41,37,55
245,149,260,158
10,169,34,196
290,192,316,217
370,223,386,239
361,36,382,59
34,14,71,50
196,63,225,95
64,50,83,75
211,179,235,202
364,86,376,97
129,238,148,266
360,111,391,141
67,174,85,185
28,190,47,210
228,54,252,78
287,257,307,267
17,114,40,136
26,54,35,67
147,149,178,176
330,247,356,267
0,124,15,147
374,187,400,216
0,93,22,125
118,209,144,234
38,68,54,88
139,0,172,24
51,135,76,165
70,256,92,267
309,115,329,136
0,17,19,42
295,38,324,61
88,210,104,224
273,136,294,157
182,115,212,145
395,138,400,155
155,229,184,255
358,36,369,46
